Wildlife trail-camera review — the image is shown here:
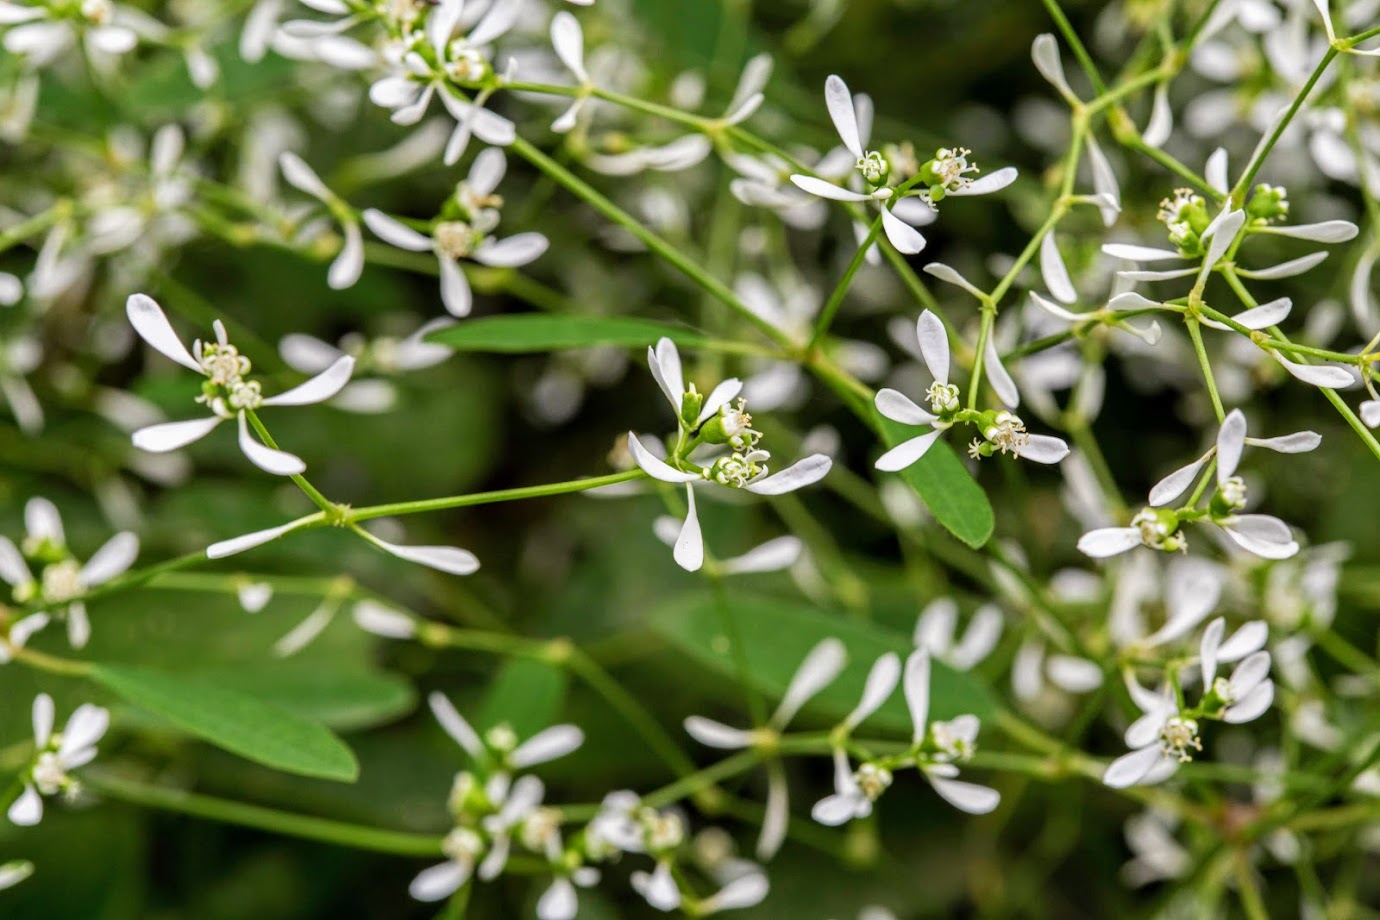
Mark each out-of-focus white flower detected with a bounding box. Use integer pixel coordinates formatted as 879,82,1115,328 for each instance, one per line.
685,638,845,858
429,692,583,774
278,318,455,414
8,694,109,826
125,294,354,476
0,859,34,891
0,497,138,649
0,0,140,69
364,150,547,317
279,151,364,290
912,598,1003,670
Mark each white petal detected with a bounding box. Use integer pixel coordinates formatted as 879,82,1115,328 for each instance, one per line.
875,388,938,425
237,413,306,476
1270,351,1355,388
984,337,1020,409
744,454,832,494
1045,655,1104,692
1029,291,1083,322
1077,527,1142,558
1216,408,1247,482
1261,220,1358,243
58,704,108,760
1238,252,1328,280
1218,621,1269,662
949,167,1018,196
1246,431,1320,453
1224,680,1274,723
1117,267,1198,282
916,309,950,384
550,11,586,82
32,693,54,747
512,725,584,768
1031,34,1075,100
1224,515,1299,560
278,334,344,373
875,430,942,471
237,582,273,613
648,337,685,412
683,716,754,749
371,536,481,575
1040,233,1076,304
1085,135,1120,226
428,691,483,756
926,774,1000,814
1102,745,1163,788
1199,617,1224,689
1012,434,1070,464
408,861,467,903
25,497,64,546
537,878,578,920
473,233,548,268
626,433,701,482
132,416,223,452
0,535,30,586
351,599,416,639
843,652,901,730
881,207,925,254
80,532,138,586
438,256,473,318
773,637,847,727
950,604,1004,670
1206,296,1292,331
696,378,744,425
361,209,433,252
1142,83,1173,148
1149,455,1208,507
7,785,42,827
126,294,201,372
1101,243,1181,262
66,603,90,650
1226,650,1272,699
328,221,364,290
1206,147,1229,194
467,0,520,46
757,770,788,860
1198,210,1245,286
718,536,803,576
1364,400,1380,429
262,356,355,407
789,175,871,201
673,486,704,572
278,151,331,201
924,262,986,299
810,791,863,826
903,649,931,742
823,74,863,157
207,521,301,558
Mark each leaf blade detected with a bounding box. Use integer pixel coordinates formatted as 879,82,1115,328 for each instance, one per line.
875,412,994,548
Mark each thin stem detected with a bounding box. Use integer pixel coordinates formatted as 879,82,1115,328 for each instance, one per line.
1185,318,1225,422
244,410,336,513
347,470,645,522
808,213,884,351
1231,48,1338,203
86,773,443,856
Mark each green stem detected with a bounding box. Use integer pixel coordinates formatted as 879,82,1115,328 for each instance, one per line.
347,470,645,522
86,773,443,856
244,410,336,513
1231,48,1338,204
808,213,884,350
1185,317,1225,422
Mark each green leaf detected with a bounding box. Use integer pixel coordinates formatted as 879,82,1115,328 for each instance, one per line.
190,665,416,732
875,412,994,548
90,664,359,782
425,315,707,353
476,658,569,738
650,593,996,730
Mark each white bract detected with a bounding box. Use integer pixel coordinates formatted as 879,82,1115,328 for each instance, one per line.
125,294,355,476
874,310,1068,471
364,150,548,317
0,497,138,649
626,338,832,572
8,694,109,826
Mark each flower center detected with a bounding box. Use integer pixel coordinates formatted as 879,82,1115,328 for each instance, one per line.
40,559,84,603
200,343,251,387
433,221,478,259
856,150,889,185
854,763,893,800
32,750,68,795
1218,476,1247,511
1158,716,1202,763
926,381,960,415
931,147,978,191
984,412,1029,456
929,718,976,763
441,827,484,865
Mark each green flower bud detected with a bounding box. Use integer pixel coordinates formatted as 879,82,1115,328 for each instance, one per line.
679,383,704,430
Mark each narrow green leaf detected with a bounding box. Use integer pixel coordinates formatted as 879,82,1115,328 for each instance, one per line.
90,664,359,782
425,315,707,353
650,593,996,730
192,665,416,732
875,412,994,548
476,658,568,738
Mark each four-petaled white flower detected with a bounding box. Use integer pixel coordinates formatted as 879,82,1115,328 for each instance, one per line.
8,693,109,826
125,294,355,476
364,149,548,317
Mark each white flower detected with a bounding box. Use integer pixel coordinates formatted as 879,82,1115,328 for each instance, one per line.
0,0,139,69
788,75,1015,256
428,692,584,774
278,318,456,414
363,150,547,317
912,598,1003,670
0,859,34,891
874,311,1068,471
279,151,364,290
903,650,1000,814
0,497,138,649
409,826,484,902
810,653,903,825
1101,678,1189,789
627,338,831,572
685,638,846,858
8,694,109,826
1199,617,1275,724
125,294,354,476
